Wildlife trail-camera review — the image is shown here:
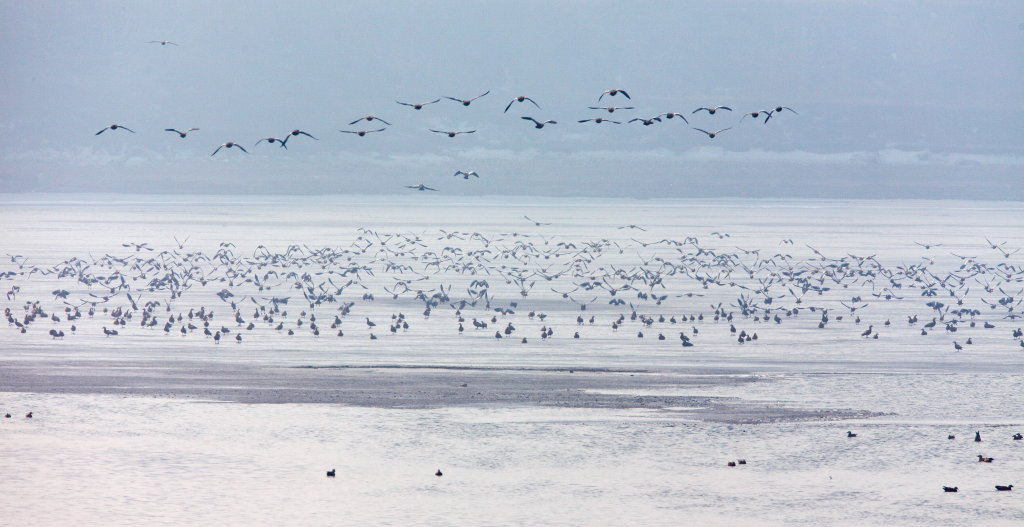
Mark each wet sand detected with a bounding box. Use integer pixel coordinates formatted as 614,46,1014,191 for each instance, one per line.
0,359,883,423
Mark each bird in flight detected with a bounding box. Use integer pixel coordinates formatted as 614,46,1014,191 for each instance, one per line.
505,96,541,113
164,127,199,138
95,124,135,135
578,117,621,124
340,129,385,137
693,106,733,115
524,215,551,226
211,142,248,156
397,99,441,110
453,170,480,179
628,117,662,126
444,91,490,106
147,40,178,46
349,115,392,126
658,112,689,123
765,106,798,122
287,129,318,141
406,184,439,191
588,106,634,113
741,110,774,123
598,89,630,102
693,127,732,138
521,117,557,129
430,129,476,137
255,137,289,148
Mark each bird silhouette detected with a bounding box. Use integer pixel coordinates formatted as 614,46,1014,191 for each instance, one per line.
397,99,441,110
340,129,386,137
444,91,490,106
693,106,733,115
430,129,476,137
95,124,135,135
693,127,732,138
505,96,540,113
211,142,248,156
521,117,556,129
598,89,630,101
406,184,439,192
164,127,199,138
349,115,392,126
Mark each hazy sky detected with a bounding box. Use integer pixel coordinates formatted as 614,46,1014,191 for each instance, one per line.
1,1,1022,199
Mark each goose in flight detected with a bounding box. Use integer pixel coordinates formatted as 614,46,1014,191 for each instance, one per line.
453,170,480,179
406,184,439,191
521,117,557,129
741,110,774,123
578,117,621,124
524,215,551,226
211,142,248,156
658,112,689,123
693,106,733,115
430,129,476,137
349,115,392,126
693,127,732,138
397,99,441,110
765,106,798,122
598,89,630,101
588,106,634,113
505,96,541,113
255,137,289,148
95,124,135,135
628,117,662,126
444,91,490,106
147,40,178,46
165,127,199,138
287,129,318,140
340,128,385,137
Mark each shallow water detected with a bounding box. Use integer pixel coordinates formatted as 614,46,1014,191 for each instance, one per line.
1,194,1023,526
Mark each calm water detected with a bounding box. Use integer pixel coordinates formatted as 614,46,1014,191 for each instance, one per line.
1,194,1023,526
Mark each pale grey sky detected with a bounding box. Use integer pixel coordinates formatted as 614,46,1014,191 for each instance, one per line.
1,1,1022,198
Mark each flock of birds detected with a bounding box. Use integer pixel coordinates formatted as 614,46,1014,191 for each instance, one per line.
96,42,801,191
3,230,1022,355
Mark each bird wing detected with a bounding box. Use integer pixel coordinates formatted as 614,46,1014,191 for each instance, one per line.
521,116,538,124
348,118,364,125
693,128,710,136
473,90,490,100
397,101,414,107
95,127,108,135
235,144,249,153
525,97,541,109
504,100,515,113
165,128,181,133
620,90,631,99
298,131,318,139
716,127,732,134
211,145,224,156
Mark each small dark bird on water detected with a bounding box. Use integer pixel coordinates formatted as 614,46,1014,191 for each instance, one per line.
326,469,335,477
975,431,982,442
942,486,958,492
435,469,443,477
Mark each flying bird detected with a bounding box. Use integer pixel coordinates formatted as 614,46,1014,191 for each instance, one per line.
693,106,733,115
255,137,289,148
211,142,248,156
453,170,480,179
349,115,392,126
95,124,135,135
658,112,689,123
164,127,199,138
397,99,441,110
598,89,630,101
765,106,798,122
524,215,551,226
521,117,557,129
444,91,490,106
578,117,621,124
588,106,634,113
147,40,178,46
340,129,386,137
430,129,476,137
287,129,318,140
406,184,439,191
693,127,732,138
741,110,774,123
628,117,662,126
505,96,541,113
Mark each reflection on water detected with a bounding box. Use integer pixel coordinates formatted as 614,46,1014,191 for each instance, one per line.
1,195,1024,525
